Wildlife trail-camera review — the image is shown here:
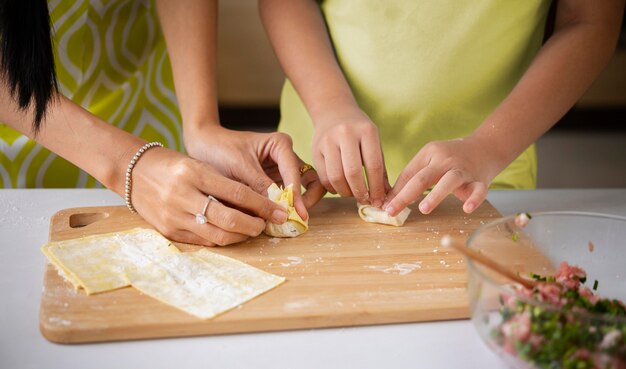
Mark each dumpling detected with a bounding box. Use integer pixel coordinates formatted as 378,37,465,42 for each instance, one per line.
357,204,411,227
264,183,308,238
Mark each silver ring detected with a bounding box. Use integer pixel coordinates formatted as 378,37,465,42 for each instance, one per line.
195,195,217,225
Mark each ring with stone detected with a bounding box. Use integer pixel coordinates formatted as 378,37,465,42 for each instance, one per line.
195,195,216,225
299,163,314,175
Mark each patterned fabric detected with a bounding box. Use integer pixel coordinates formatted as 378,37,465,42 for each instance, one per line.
0,0,182,188
279,0,552,189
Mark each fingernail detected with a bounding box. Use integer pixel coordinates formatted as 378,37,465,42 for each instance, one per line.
465,202,475,213
419,201,430,214
272,209,288,223
385,205,395,216
372,199,383,208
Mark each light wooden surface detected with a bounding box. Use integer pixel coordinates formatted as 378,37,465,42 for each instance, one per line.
40,197,504,344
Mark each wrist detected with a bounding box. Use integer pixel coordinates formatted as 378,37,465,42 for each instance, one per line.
311,104,369,130
183,121,224,150
465,130,513,181
183,116,221,134
103,138,147,197
65,109,146,196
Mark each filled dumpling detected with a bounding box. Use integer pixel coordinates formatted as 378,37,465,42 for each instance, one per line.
264,183,308,237
357,204,411,227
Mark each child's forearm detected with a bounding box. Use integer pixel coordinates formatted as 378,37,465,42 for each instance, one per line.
471,0,624,172
0,88,143,194
259,0,360,123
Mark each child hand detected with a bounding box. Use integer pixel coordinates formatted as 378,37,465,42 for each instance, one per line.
384,137,504,216
312,109,390,207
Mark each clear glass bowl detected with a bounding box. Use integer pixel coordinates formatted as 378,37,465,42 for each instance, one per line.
466,212,626,369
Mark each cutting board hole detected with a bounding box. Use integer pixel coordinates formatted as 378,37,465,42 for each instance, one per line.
69,212,109,228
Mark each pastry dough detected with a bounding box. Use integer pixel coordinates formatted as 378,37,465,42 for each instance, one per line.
41,228,285,319
358,204,411,227
127,249,284,319
264,183,308,237
42,229,179,294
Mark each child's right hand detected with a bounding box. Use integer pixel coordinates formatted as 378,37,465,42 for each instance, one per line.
312,108,390,207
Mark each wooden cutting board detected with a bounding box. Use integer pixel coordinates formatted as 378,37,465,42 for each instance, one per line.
40,196,502,343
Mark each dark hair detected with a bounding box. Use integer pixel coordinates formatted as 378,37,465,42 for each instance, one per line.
0,0,58,134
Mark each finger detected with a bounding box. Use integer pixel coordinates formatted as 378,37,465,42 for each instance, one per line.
203,196,265,237
313,150,336,194
385,165,439,216
460,182,488,213
187,214,250,246
270,140,307,220
383,170,392,193
301,168,326,208
168,229,216,247
238,162,275,197
196,165,288,224
419,169,465,214
324,147,352,197
340,142,369,204
381,151,393,194
384,153,429,206
360,134,386,207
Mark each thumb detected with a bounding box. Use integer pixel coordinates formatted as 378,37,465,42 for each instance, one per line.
237,162,275,196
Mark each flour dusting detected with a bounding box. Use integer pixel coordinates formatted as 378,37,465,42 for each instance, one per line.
365,261,422,276
280,256,303,267
48,316,72,326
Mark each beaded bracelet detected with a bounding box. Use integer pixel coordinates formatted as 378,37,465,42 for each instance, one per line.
125,142,164,213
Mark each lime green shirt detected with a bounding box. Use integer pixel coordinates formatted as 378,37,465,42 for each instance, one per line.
279,0,552,189
0,0,181,188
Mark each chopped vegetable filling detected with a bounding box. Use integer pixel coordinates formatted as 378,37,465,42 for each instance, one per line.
493,262,626,369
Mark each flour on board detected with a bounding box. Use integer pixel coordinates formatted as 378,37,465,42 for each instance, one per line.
365,261,422,276
280,256,303,267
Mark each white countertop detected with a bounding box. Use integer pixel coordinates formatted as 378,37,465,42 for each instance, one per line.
1,188,625,369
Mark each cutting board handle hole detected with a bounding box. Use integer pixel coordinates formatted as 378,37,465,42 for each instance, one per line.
69,212,109,228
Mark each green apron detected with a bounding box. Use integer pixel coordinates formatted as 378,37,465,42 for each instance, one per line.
0,0,181,188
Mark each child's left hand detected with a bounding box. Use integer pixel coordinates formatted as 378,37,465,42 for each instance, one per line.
383,137,505,216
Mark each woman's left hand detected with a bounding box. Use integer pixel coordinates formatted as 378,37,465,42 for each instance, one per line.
184,125,326,219
383,137,505,216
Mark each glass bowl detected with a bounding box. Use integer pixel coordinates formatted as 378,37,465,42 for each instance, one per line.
466,212,626,369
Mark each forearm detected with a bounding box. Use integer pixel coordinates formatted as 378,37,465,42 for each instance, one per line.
155,0,220,132
0,90,143,194
259,0,360,124
471,0,624,172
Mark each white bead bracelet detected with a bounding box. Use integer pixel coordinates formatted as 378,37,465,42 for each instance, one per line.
125,142,163,213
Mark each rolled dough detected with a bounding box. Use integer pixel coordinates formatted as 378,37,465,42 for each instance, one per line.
41,228,285,319
357,204,411,227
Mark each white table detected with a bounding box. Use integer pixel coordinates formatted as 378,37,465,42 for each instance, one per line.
1,189,625,369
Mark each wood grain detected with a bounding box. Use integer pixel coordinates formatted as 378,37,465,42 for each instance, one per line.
40,196,504,343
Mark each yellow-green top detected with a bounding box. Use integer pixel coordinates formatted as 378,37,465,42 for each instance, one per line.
279,0,552,189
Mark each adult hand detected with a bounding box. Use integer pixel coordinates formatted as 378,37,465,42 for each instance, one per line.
184,125,325,219
312,108,389,207
130,146,290,246
384,137,505,216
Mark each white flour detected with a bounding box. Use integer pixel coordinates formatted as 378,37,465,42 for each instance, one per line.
280,256,303,267
365,261,422,276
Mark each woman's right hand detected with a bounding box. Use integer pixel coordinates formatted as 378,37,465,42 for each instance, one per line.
129,146,289,247
312,108,389,207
